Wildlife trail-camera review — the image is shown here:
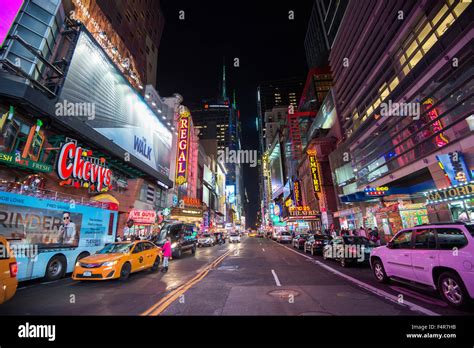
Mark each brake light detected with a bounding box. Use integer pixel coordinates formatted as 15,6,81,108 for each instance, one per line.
9,262,18,277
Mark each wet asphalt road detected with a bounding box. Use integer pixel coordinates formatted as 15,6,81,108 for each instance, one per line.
0,236,471,316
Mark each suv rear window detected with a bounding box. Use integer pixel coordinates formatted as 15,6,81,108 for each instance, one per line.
436,228,468,249
466,224,474,237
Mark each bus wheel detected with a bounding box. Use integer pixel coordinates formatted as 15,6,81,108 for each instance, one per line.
45,255,67,281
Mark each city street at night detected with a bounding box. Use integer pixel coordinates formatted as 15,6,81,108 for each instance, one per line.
0,235,469,316
0,0,473,346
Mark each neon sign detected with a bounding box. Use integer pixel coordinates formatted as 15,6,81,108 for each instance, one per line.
57,140,112,192
365,186,389,196
308,150,321,194
293,180,302,206
423,98,448,148
175,107,191,185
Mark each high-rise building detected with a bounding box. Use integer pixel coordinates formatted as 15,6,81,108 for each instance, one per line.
191,65,244,224
328,0,473,238
257,77,305,153
304,0,349,69
93,0,165,88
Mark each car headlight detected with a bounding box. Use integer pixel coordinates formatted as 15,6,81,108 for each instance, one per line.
171,242,177,248
103,261,117,267
75,262,81,267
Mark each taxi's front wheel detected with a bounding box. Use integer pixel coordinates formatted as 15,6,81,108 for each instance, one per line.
119,262,131,280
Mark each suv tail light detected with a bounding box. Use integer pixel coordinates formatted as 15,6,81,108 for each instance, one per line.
9,262,18,277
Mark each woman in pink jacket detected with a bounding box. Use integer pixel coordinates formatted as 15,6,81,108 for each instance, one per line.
161,237,172,273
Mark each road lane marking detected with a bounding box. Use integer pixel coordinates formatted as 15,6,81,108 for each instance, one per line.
273,240,440,316
141,249,232,316
271,269,281,287
390,285,448,307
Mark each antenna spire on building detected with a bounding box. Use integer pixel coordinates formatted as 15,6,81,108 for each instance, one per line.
222,57,227,101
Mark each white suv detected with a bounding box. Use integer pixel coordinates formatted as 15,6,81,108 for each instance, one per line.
370,223,474,308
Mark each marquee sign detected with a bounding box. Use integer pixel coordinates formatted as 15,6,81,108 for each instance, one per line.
56,139,112,192
425,182,474,204
285,206,320,221
175,106,191,185
308,150,321,194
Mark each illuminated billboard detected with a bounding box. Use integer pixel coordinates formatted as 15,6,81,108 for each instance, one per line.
58,32,172,177
226,185,236,204
0,0,23,48
269,142,284,197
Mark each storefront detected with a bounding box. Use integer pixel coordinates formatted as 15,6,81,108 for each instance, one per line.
375,203,403,238
425,182,474,223
398,202,429,228
282,206,321,231
170,207,204,227
128,209,158,237
334,207,362,231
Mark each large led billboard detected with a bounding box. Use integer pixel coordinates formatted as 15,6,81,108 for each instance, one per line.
269,142,284,197
0,0,23,48
58,32,172,177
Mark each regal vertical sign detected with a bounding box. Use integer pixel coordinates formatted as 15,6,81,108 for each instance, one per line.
175,106,191,185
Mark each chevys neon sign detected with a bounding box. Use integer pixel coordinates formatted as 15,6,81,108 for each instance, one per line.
57,141,112,192
175,107,191,185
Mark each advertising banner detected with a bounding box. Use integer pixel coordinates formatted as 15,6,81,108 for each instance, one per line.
128,209,156,225
0,0,23,48
58,32,172,178
0,192,116,249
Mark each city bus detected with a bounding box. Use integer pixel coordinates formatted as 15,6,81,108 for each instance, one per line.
0,191,117,282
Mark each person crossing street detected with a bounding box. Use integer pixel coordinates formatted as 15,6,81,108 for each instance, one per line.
161,236,172,273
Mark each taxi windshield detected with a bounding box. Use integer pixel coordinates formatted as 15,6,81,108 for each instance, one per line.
98,243,133,254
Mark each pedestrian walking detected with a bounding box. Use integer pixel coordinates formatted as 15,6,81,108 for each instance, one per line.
358,226,367,238
161,236,172,273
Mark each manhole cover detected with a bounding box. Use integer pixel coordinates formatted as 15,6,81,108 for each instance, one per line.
268,289,300,299
336,292,370,300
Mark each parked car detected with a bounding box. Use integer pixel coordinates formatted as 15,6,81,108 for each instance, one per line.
72,241,162,281
323,236,375,267
197,233,215,247
154,222,197,258
292,234,309,250
304,234,333,255
277,232,292,244
0,236,18,304
370,223,474,308
229,232,241,243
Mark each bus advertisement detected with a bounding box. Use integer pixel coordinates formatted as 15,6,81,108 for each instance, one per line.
0,191,117,281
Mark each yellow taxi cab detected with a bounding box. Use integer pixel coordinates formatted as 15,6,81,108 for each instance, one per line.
0,236,18,304
248,230,257,237
72,240,162,281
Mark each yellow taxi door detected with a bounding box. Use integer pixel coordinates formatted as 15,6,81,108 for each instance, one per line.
142,242,157,268
130,242,147,272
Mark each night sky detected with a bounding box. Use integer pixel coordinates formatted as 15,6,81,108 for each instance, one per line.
157,0,313,227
